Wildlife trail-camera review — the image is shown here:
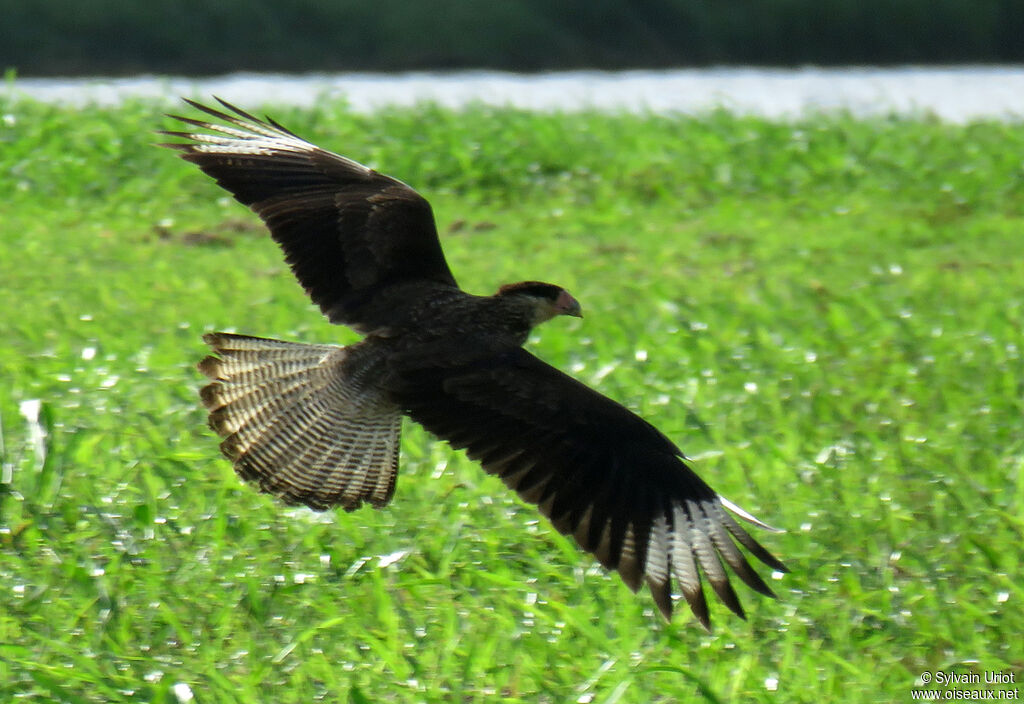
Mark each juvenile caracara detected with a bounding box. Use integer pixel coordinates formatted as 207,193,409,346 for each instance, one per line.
161,99,787,628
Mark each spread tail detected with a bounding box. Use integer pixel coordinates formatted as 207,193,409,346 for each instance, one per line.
197,332,401,511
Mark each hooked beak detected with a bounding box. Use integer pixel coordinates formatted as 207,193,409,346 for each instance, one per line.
556,290,583,318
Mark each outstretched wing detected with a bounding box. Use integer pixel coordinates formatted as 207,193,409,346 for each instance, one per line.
159,98,458,331
387,348,787,628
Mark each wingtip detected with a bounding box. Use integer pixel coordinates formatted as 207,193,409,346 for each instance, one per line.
214,95,267,125
646,577,674,622
213,95,238,113
214,95,245,117
180,97,208,114
754,546,789,575
176,97,237,125
154,141,193,153
712,577,747,622
695,609,712,632
682,583,711,631
718,495,786,533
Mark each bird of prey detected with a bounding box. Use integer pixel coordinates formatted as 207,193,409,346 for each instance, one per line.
161,98,787,628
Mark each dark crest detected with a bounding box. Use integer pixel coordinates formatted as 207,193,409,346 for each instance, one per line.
496,281,564,300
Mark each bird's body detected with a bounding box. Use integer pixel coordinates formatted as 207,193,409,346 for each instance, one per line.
162,99,787,628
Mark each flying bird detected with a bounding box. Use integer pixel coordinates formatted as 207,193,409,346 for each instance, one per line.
161,98,787,628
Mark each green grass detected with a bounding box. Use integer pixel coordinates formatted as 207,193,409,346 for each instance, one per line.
1,96,1022,703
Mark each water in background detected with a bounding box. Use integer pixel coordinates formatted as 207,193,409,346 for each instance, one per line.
5,67,1024,121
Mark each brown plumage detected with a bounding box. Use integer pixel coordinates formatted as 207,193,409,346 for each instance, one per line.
161,98,787,628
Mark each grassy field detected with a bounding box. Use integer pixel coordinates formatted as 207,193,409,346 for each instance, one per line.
0,96,1021,703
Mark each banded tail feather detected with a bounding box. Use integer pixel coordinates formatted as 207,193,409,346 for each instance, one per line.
198,332,401,511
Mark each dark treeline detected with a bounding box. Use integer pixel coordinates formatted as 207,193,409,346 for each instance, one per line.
2,0,1022,76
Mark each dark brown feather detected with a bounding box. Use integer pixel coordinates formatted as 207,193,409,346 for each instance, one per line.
160,99,457,330
386,347,787,628
165,99,787,628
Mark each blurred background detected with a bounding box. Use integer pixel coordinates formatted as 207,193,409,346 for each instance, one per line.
2,0,1023,76
2,4,1022,703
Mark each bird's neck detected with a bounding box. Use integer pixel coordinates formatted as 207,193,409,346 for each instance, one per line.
487,295,548,345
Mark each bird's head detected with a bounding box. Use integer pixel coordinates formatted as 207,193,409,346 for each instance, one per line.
496,281,583,326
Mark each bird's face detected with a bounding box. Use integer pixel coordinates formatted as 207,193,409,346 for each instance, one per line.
552,288,584,319
497,281,583,326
